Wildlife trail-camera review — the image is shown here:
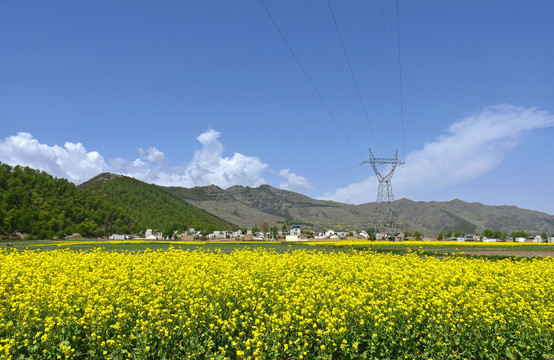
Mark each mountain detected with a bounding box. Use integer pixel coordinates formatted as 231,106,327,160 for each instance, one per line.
0,164,132,239
3,163,551,239
165,184,554,235
79,173,233,233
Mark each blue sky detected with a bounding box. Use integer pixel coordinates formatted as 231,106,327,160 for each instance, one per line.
1,1,553,214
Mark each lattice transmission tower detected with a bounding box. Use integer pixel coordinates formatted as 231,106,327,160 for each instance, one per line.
362,149,404,236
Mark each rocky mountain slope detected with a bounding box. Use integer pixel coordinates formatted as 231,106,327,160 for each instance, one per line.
165,184,554,235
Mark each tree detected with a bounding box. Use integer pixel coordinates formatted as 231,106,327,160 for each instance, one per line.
541,233,548,241
281,224,287,232
483,229,502,239
511,231,528,239
437,232,444,240
261,221,270,234
252,226,260,234
413,231,423,240
270,225,278,239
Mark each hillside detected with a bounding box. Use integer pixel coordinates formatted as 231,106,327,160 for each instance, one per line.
80,174,234,234
0,163,132,239
0,166,234,239
167,184,554,235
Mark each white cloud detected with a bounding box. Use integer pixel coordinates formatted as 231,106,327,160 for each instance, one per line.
105,129,269,187
138,147,166,165
278,168,313,191
0,132,109,183
178,129,269,188
323,104,554,204
0,129,269,189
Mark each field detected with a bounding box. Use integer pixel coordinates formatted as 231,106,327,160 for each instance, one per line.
1,240,554,359
3,239,554,259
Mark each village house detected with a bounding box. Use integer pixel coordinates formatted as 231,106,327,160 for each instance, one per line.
286,226,301,241
336,231,349,239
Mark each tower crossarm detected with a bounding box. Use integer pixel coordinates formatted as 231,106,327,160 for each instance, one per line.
367,157,404,165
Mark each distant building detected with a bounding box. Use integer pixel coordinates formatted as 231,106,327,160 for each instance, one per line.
290,226,301,236
212,231,227,239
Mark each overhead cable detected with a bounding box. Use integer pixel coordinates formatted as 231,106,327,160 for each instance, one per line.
396,0,406,159
327,0,381,155
258,0,362,160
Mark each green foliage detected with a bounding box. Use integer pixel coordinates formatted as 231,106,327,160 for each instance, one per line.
483,229,501,239
511,230,528,239
0,164,233,239
87,175,233,234
0,163,130,238
483,229,509,240
261,220,270,234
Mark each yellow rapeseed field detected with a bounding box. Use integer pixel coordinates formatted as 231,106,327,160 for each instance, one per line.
0,248,553,359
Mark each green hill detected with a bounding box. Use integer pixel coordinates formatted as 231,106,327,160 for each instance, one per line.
0,163,131,239
80,174,233,235
0,165,233,239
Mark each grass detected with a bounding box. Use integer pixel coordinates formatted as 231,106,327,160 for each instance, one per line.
1,239,553,259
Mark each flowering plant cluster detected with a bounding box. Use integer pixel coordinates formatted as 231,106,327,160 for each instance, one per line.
0,248,553,359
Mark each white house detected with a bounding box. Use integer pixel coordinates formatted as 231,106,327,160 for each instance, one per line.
324,229,335,238
212,231,228,239
290,226,301,236
145,229,161,239
230,230,243,238
336,231,349,239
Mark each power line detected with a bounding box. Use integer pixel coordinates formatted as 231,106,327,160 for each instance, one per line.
304,0,366,139
258,0,362,160
380,0,397,139
326,0,381,155
396,0,406,159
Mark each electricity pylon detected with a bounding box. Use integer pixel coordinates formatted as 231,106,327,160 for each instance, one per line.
362,149,404,236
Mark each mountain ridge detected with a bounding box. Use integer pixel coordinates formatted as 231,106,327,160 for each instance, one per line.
163,182,554,235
